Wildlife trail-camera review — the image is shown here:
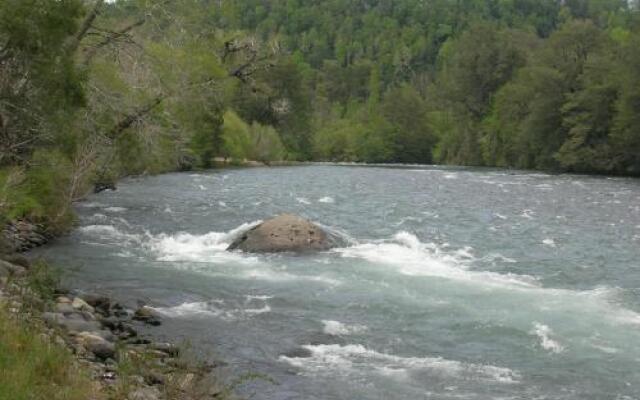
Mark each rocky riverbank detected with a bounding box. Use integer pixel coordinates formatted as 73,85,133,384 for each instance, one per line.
0,255,229,400
1,219,51,253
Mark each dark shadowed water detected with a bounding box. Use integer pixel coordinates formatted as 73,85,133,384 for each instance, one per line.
34,165,640,399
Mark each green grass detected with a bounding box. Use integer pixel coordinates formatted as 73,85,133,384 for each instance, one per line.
0,307,101,400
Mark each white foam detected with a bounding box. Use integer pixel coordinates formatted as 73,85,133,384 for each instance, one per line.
244,304,271,314
79,221,266,265
78,225,145,245
90,213,108,221
148,221,262,263
542,238,556,247
296,197,311,205
335,232,539,289
318,196,335,203
246,295,273,301
531,323,564,354
536,184,554,190
322,320,367,336
520,210,535,220
154,301,225,318
280,344,520,383
154,299,271,319
77,201,106,208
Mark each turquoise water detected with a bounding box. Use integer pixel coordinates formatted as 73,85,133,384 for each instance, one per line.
35,165,640,399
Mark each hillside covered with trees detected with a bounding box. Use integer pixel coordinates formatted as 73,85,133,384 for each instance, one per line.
1,0,640,235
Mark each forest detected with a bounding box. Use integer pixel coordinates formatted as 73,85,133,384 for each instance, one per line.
1,0,640,234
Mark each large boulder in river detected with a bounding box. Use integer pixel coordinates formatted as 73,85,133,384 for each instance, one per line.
227,214,334,253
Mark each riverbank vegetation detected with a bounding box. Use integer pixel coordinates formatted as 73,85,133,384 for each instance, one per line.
0,257,235,400
0,306,99,400
1,0,639,237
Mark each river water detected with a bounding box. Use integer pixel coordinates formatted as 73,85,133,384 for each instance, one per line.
34,165,640,399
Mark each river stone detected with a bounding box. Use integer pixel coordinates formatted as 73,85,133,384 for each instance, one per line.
81,293,111,313
43,312,102,332
133,306,162,326
54,302,77,314
76,332,116,360
72,297,95,313
227,214,334,253
149,342,179,357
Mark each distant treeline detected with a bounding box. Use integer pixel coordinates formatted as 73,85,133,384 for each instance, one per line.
219,0,640,174
0,0,639,233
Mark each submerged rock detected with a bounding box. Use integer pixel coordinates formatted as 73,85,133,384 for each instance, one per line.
133,306,162,326
227,214,334,253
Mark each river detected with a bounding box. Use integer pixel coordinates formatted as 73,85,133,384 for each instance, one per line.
33,165,640,399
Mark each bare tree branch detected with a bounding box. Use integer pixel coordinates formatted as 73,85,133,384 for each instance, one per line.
82,18,146,66
107,96,164,139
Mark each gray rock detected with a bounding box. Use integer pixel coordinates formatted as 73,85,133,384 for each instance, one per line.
149,342,179,357
76,332,116,361
72,297,95,313
100,316,123,330
133,306,162,326
91,329,117,342
54,303,76,314
43,312,102,332
2,220,49,252
144,371,165,385
81,293,111,313
128,387,161,400
227,214,335,253
42,312,66,327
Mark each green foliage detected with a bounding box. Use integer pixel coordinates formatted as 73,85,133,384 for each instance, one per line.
248,122,286,163
221,111,252,161
381,85,435,163
232,59,313,159
24,261,61,308
221,111,286,163
0,151,76,234
0,307,98,400
0,0,86,166
312,119,363,162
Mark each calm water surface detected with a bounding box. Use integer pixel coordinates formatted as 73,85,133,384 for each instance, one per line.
35,165,640,399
